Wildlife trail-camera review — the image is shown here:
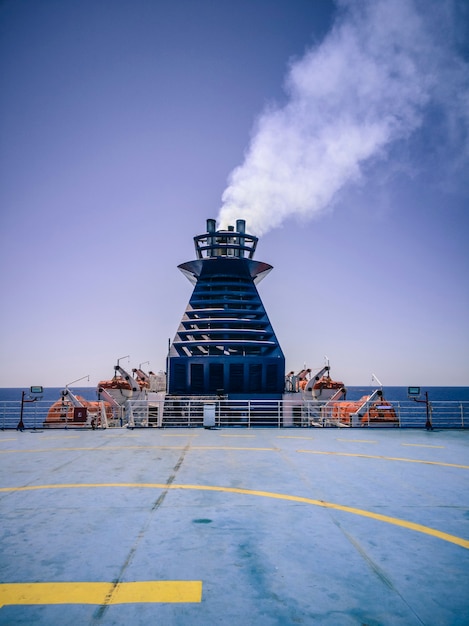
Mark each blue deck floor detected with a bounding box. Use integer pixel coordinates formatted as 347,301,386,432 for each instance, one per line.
1,428,468,625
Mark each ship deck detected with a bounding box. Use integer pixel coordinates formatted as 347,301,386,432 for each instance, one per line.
1,427,468,625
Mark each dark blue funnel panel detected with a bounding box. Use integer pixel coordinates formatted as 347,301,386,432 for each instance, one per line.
168,219,285,398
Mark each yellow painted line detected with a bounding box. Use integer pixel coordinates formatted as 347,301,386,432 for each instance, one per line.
0,581,202,607
192,446,276,451
401,443,445,449
276,436,314,440
1,483,468,550
336,439,377,443
39,436,80,440
0,445,277,454
107,434,140,437
0,446,187,454
297,449,469,469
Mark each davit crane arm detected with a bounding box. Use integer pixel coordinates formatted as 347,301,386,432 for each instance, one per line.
305,365,331,392
114,365,140,392
61,388,85,408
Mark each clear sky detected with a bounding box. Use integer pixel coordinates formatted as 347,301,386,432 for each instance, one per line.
1,0,468,388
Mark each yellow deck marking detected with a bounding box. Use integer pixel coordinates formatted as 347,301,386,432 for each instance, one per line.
0,445,186,453
1,483,468,550
192,446,276,451
298,449,469,470
336,439,377,443
276,436,314,440
0,581,202,607
38,436,80,440
0,445,276,454
401,443,445,449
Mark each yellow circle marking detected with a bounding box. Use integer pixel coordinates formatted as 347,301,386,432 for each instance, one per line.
297,449,469,469
1,482,468,550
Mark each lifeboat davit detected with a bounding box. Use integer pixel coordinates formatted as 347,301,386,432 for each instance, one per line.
97,376,138,404
301,363,398,427
330,394,398,427
312,375,346,400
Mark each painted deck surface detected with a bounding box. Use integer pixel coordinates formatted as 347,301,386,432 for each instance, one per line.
0,427,468,625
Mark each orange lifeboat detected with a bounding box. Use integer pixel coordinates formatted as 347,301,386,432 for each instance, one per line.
97,376,134,391
363,399,398,426
313,375,345,396
44,396,113,428
331,400,362,426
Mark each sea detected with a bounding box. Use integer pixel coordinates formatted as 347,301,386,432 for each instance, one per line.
0,386,468,403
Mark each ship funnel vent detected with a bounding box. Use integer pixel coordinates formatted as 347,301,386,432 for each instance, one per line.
194,218,258,259
236,219,246,234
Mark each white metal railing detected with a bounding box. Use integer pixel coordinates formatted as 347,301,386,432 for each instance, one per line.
0,399,468,430
132,398,469,429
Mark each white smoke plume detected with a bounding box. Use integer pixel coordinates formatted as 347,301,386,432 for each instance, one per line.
217,0,469,235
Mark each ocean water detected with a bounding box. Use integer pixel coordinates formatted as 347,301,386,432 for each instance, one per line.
0,386,468,403
344,386,469,403
0,387,100,403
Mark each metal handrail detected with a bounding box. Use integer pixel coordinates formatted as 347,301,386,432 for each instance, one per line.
1,399,468,430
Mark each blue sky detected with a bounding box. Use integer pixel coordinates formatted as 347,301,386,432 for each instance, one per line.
1,0,468,388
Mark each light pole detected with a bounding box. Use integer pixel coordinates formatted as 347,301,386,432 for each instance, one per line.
408,387,432,430
17,387,43,431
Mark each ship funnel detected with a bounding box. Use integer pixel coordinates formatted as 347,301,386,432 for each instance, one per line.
169,218,285,397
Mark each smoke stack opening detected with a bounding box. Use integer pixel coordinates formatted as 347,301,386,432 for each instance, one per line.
194,218,258,260
236,219,246,234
